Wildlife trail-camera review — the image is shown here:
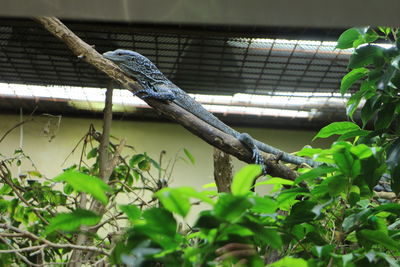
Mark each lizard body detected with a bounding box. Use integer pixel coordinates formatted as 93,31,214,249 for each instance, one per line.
103,49,316,168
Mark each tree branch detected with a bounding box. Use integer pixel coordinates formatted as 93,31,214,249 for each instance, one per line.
0,224,109,256
213,148,233,193
0,118,33,144
34,16,299,180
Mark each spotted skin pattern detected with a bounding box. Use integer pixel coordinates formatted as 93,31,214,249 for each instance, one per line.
103,49,318,171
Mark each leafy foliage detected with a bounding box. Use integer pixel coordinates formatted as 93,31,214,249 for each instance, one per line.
1,26,400,267
112,27,400,266
0,127,190,266
116,140,400,266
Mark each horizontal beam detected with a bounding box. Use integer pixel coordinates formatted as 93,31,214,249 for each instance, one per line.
2,0,399,28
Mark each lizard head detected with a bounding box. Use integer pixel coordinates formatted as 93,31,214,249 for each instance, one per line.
103,49,149,65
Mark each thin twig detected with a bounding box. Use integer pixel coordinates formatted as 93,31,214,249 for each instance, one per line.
0,119,33,144
0,235,42,266
0,244,46,253
0,224,109,256
0,163,49,225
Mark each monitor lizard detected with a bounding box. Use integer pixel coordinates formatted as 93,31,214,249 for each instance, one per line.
103,49,317,171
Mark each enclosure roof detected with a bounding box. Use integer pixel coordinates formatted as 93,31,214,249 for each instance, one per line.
0,17,361,129
1,0,399,28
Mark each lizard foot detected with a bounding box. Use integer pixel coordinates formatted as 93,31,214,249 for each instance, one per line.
238,133,267,174
252,148,267,174
132,89,176,101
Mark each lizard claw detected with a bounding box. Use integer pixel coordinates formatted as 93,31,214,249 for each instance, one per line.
252,149,267,175
238,133,267,174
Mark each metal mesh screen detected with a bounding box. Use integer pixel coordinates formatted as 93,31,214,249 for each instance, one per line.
0,18,349,96
0,18,354,127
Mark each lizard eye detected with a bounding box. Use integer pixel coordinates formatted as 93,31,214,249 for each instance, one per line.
117,53,123,56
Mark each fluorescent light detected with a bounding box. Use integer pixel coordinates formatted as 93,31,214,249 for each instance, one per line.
229,38,393,53
0,83,347,119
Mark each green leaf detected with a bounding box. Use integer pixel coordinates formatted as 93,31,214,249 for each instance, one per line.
63,184,74,195
360,156,386,190
138,159,151,171
155,188,191,217
231,165,262,196
313,122,360,140
195,211,221,229
387,138,400,170
312,245,334,259
202,182,217,188
361,95,381,127
374,102,396,130
337,129,371,141
219,224,253,238
333,147,361,177
342,209,372,232
362,29,380,43
348,45,385,69
174,187,215,205
294,166,337,184
346,80,376,119
183,148,195,165
337,27,379,50
27,170,42,178
358,230,400,251
277,188,309,210
135,208,181,250
119,205,141,223
258,228,283,249
378,27,391,36
266,257,308,267
250,195,278,214
285,200,318,226
141,208,177,237
129,154,145,167
254,177,294,187
340,68,369,95
374,203,400,216
325,175,347,196
378,66,398,90
87,147,98,159
390,164,400,195
214,194,252,222
350,144,373,159
349,185,360,206
336,28,363,49
0,184,12,195
148,158,161,170
155,187,214,217
53,170,111,205
44,209,100,235
296,147,324,157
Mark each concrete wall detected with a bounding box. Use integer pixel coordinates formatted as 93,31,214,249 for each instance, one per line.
0,113,335,222
0,114,332,190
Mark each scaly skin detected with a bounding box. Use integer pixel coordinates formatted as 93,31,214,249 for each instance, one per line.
103,49,317,168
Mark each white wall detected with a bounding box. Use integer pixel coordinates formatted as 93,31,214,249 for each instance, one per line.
0,114,332,221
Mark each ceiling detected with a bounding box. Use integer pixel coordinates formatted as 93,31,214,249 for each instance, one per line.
1,0,399,28
0,17,357,129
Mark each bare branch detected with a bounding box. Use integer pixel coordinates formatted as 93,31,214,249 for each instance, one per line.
34,16,299,180
0,235,42,267
0,224,109,256
0,119,33,144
